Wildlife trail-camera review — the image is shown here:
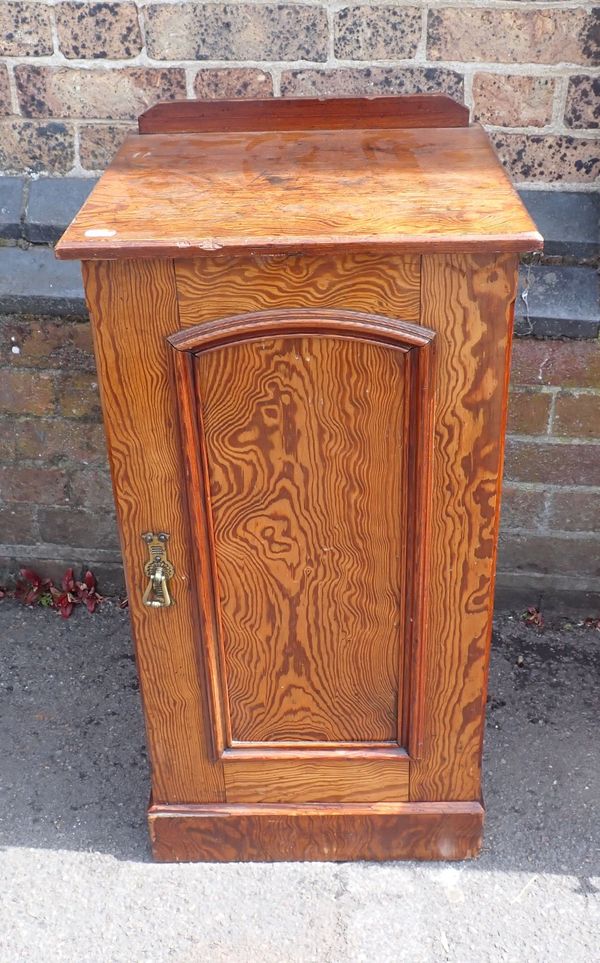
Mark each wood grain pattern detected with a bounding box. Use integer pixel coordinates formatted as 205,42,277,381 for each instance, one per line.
138,95,470,134
81,259,225,804
411,253,519,801
148,800,484,862
197,334,405,743
170,307,434,760
175,253,421,326
56,125,542,261
223,756,410,803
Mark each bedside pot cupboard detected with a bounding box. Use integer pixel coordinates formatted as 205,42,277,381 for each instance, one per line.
56,95,542,862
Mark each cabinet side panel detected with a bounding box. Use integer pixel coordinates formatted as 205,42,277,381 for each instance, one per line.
82,259,225,804
412,253,518,801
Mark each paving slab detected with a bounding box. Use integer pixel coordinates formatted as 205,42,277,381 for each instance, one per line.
515,263,600,339
0,245,85,315
520,190,599,259
0,601,598,963
0,177,25,241
25,177,97,244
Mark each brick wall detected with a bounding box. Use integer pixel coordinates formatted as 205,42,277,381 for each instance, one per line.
0,1,598,184
1,312,599,602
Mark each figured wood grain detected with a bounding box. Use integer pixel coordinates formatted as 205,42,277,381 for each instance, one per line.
81,258,225,803
138,95,470,134
148,800,484,862
195,334,406,743
411,252,519,801
223,757,410,803
175,254,421,326
56,125,542,261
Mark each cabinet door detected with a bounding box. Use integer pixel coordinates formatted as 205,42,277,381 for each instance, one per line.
169,308,434,803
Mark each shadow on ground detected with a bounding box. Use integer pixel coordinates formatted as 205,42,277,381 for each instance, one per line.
0,600,598,879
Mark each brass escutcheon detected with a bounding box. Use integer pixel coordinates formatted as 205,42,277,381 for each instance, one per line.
141,531,175,607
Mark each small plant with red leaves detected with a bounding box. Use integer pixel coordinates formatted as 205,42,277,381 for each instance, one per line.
15,568,53,608
10,566,104,618
522,605,544,629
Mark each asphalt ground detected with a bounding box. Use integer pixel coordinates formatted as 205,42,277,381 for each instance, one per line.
0,600,598,962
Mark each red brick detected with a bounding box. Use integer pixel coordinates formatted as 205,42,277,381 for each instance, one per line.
0,466,69,505
56,373,101,420
548,491,600,533
553,392,600,439
497,533,600,579
38,507,119,549
0,504,38,544
511,340,600,389
70,470,115,511
0,370,55,416
504,439,600,486
78,124,135,171
14,419,108,467
507,388,551,435
500,486,546,531
1,317,95,371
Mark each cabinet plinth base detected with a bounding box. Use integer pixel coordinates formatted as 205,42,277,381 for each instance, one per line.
148,800,484,862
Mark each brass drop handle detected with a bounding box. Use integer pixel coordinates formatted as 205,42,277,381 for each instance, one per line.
141,531,175,607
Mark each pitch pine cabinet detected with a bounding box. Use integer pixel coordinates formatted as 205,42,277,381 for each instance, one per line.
57,95,542,862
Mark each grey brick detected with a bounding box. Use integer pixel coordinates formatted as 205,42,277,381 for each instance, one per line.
0,246,85,316
25,176,97,244
0,177,25,240
515,264,600,339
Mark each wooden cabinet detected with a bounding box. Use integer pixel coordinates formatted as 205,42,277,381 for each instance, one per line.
57,95,542,862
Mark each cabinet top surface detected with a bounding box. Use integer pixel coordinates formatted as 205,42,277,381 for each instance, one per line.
57,117,541,260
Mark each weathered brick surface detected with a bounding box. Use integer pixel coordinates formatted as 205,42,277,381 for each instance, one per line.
55,1,143,60
511,340,600,389
427,8,598,65
14,419,107,467
56,372,101,420
78,124,134,171
492,132,600,184
194,68,274,100
507,388,551,435
2,325,600,599
38,507,119,549
498,533,600,580
281,66,464,100
333,6,422,61
0,466,70,505
0,369,55,416
0,316,94,370
472,74,555,128
565,75,600,129
0,1,53,57
15,66,187,121
0,120,74,175
500,486,546,532
0,504,38,544
504,440,600,487
145,3,328,62
0,65,11,116
553,392,600,438
548,491,600,534
0,0,596,182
